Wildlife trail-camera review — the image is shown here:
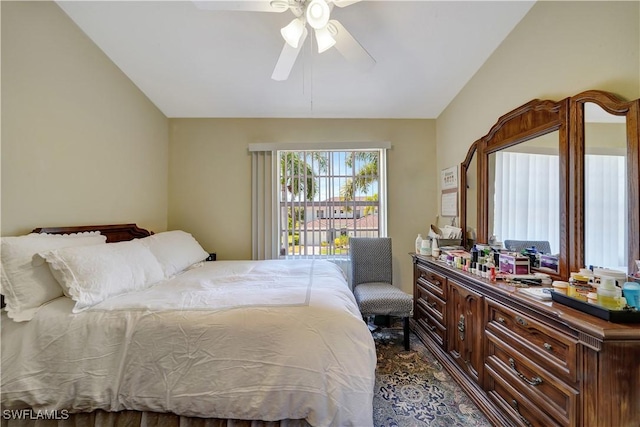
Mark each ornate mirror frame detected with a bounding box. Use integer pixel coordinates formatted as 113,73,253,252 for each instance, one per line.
460,141,477,249
570,90,640,276
463,90,640,279
467,98,571,280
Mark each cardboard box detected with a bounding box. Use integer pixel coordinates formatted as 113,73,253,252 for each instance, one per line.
539,254,559,273
499,253,530,275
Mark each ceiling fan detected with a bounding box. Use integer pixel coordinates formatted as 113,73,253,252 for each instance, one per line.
194,0,376,81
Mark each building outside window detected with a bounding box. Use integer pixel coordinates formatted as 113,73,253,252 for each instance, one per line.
278,149,386,258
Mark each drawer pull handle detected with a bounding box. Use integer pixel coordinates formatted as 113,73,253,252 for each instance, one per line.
543,342,553,351
515,315,528,327
428,325,437,332
432,279,441,287
428,301,437,308
509,358,543,386
510,400,533,427
497,317,506,324
457,314,465,341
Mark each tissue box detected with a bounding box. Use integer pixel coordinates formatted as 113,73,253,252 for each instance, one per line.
499,254,530,275
540,254,559,273
436,238,462,248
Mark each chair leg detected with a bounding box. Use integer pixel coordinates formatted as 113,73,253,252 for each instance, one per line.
403,317,410,350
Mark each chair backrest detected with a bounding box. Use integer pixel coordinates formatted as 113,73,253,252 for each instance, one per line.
503,239,552,254
350,237,392,287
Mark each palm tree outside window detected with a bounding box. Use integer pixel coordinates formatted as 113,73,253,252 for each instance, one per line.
278,149,386,257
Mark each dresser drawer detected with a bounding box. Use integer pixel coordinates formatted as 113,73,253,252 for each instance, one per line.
485,300,578,383
486,363,563,427
416,283,446,323
416,264,447,299
486,331,578,426
415,303,446,349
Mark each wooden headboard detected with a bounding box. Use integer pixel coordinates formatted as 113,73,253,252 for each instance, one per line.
31,223,153,242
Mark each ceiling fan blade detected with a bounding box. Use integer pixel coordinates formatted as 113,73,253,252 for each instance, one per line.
192,1,288,13
328,20,375,72
272,27,308,81
331,0,361,8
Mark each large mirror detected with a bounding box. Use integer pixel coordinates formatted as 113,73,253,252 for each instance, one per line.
571,90,640,276
487,131,560,255
463,90,640,279
473,98,569,279
584,104,627,270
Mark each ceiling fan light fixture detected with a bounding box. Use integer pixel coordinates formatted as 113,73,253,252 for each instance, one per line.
269,0,290,11
315,26,336,53
306,0,330,30
281,18,305,48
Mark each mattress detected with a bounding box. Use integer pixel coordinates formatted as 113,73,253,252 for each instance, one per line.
1,259,376,427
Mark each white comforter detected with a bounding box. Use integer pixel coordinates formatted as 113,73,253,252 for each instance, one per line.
1,260,376,427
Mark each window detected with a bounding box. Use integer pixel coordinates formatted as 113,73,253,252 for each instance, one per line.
250,142,388,260
279,149,385,257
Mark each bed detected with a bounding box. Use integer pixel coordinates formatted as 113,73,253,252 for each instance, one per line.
1,224,376,427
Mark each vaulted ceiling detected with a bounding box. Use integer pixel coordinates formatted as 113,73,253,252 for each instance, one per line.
56,0,535,118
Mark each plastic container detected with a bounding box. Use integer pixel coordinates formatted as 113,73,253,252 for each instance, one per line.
431,238,440,258
597,277,621,309
420,239,430,255
593,268,627,286
552,281,569,295
578,268,595,286
622,282,640,309
568,283,590,301
415,234,423,254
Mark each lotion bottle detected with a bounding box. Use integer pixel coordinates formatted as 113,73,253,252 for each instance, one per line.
597,277,620,309
431,238,440,258
420,239,430,255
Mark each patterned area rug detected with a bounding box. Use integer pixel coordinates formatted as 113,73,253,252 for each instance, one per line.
372,326,491,427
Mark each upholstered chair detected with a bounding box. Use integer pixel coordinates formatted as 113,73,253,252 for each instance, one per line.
350,237,413,350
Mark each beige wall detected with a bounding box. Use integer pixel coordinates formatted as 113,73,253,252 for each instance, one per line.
168,119,436,293
4,0,638,294
1,1,169,236
437,0,640,234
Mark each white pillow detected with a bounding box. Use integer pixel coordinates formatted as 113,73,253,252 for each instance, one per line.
1,233,107,321
140,230,208,277
39,239,165,313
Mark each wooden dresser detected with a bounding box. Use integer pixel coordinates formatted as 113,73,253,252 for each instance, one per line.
411,254,640,427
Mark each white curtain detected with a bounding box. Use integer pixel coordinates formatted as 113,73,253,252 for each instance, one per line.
251,150,279,260
585,154,627,270
493,152,560,254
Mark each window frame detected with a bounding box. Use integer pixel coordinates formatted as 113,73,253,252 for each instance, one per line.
276,147,388,259
249,141,390,261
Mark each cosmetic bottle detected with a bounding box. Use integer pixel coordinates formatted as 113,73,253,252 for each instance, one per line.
623,282,640,309
597,277,620,309
420,239,430,255
470,245,479,264
431,238,440,258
